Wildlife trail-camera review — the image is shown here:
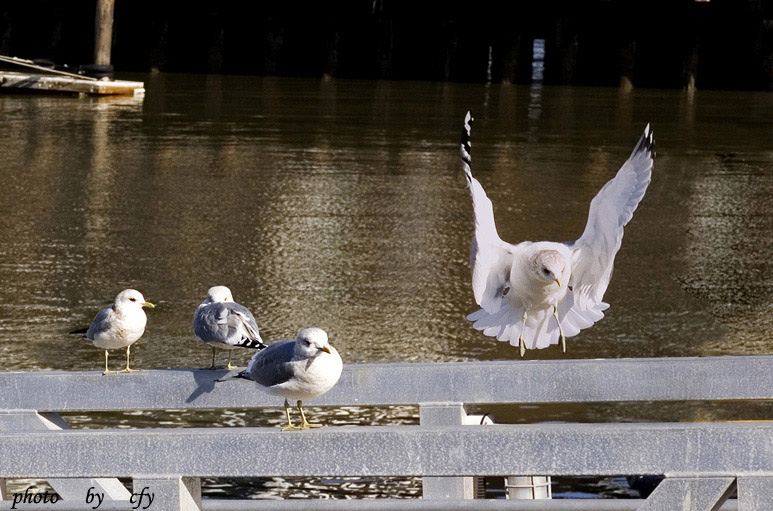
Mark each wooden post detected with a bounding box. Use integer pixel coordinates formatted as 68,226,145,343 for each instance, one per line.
94,0,115,65
498,34,521,84
619,39,635,92
323,31,339,80
546,17,578,85
373,0,393,79
683,40,699,92
263,18,283,75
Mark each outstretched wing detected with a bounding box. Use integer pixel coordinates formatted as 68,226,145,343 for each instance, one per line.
569,125,654,310
460,111,515,314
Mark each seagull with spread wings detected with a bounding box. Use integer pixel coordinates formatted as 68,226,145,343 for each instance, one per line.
460,111,654,356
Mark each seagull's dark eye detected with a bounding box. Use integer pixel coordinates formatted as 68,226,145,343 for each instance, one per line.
129,297,136,302
542,268,551,276
304,340,311,346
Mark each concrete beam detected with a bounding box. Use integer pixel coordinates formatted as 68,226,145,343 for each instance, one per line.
0,410,129,500
420,403,473,499
737,476,773,511
0,498,743,510
133,477,202,511
2,423,773,478
637,477,735,511
2,356,773,412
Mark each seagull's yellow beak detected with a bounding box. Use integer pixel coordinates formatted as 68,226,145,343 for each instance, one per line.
142,301,155,309
320,345,332,354
555,279,561,288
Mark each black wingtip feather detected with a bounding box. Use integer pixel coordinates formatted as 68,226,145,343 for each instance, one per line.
460,110,474,180
236,338,268,350
460,111,473,156
69,327,88,335
635,123,655,159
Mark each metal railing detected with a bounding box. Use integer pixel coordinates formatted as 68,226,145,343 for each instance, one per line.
2,355,773,510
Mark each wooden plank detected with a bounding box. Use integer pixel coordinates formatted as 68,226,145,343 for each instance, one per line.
2,356,773,412
0,71,143,96
1,423,773,478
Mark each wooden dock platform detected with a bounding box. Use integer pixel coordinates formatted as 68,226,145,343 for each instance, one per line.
0,71,144,96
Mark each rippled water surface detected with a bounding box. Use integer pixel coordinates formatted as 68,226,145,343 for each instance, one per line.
1,75,771,498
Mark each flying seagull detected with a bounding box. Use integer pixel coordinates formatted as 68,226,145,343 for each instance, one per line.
228,327,343,430
70,289,155,374
460,111,654,356
193,286,267,369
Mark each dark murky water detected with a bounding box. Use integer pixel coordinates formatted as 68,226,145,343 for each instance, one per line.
1,75,771,499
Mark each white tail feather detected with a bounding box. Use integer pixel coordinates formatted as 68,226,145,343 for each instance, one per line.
468,290,609,351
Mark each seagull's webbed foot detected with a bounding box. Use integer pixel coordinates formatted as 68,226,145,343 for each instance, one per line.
553,305,566,353
519,311,528,358
298,401,322,429
281,399,302,431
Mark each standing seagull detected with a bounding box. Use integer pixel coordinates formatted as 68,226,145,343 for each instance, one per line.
193,286,267,369
71,289,155,374
237,327,343,430
460,111,654,356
